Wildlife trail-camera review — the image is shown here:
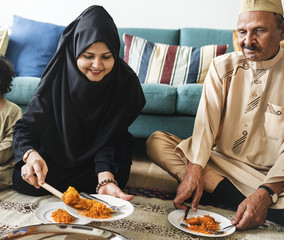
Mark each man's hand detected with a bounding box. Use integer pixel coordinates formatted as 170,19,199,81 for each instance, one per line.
174,161,203,211
231,188,271,229
21,151,48,188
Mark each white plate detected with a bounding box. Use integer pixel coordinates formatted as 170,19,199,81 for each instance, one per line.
168,209,236,237
34,202,92,225
65,194,134,222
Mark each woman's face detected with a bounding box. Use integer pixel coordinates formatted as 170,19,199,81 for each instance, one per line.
77,42,115,82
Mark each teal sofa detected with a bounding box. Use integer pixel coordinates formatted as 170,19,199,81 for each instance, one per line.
5,23,234,140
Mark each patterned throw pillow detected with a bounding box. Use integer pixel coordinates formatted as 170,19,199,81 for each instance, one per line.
0,27,9,56
123,33,228,86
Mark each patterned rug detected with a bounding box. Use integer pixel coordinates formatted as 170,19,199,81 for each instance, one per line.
0,188,283,240
125,186,176,200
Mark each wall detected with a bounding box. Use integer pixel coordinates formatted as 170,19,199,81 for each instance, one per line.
1,0,244,30
1,0,284,30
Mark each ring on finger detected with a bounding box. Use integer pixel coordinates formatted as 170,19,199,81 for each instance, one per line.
21,172,27,177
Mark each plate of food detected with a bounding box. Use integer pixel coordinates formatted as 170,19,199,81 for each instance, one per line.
65,192,134,222
168,209,236,237
34,202,92,224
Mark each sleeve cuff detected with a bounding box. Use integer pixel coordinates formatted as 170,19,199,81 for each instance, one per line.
95,162,113,176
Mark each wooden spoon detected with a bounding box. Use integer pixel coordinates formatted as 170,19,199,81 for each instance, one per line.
40,182,63,199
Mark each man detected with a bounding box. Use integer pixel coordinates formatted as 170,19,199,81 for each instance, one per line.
146,0,284,229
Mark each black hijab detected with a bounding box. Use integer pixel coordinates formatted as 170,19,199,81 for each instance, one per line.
22,5,145,167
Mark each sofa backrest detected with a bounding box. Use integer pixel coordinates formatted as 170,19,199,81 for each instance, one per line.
180,28,234,53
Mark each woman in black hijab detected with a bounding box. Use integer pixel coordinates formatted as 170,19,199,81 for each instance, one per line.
12,5,145,200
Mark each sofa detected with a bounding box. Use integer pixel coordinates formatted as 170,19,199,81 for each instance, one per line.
118,28,234,138
2,15,235,192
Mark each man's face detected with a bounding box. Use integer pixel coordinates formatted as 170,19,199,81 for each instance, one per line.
237,11,284,61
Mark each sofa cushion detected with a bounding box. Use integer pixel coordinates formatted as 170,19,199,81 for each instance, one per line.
180,28,234,53
0,27,9,56
176,84,203,116
129,113,196,139
5,15,65,77
123,33,228,86
141,84,176,114
5,76,40,105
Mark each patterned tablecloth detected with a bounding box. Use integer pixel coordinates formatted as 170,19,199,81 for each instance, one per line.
0,188,283,240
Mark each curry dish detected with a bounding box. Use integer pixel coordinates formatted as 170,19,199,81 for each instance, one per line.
185,215,220,234
62,186,114,219
51,208,75,223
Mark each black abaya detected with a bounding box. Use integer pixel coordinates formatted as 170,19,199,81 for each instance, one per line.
12,5,145,196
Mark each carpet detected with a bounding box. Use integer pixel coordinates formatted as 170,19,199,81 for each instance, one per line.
0,188,283,240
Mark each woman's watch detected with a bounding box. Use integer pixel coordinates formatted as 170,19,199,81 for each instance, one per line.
258,185,278,204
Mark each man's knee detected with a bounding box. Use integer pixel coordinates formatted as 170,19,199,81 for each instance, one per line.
146,131,168,162
146,131,180,157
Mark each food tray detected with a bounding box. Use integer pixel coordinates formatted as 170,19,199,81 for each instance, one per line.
0,223,131,239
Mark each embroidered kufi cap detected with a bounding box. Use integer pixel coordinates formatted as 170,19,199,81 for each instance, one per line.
240,0,283,15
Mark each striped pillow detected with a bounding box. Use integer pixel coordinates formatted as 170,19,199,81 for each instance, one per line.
123,33,228,86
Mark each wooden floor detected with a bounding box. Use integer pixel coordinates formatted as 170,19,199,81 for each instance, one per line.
127,138,178,192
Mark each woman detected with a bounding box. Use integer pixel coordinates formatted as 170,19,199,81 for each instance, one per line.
12,6,145,200
0,55,22,189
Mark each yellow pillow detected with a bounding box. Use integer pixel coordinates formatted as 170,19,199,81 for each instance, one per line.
0,27,9,56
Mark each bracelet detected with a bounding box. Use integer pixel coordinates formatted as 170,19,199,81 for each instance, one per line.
96,179,118,193
22,149,37,163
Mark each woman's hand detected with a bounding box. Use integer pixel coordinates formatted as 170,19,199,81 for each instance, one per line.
98,182,134,201
21,150,48,188
98,171,134,201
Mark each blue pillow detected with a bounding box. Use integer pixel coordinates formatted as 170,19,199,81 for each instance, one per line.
5,15,65,77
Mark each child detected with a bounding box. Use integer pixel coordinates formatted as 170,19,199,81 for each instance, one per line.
0,54,22,189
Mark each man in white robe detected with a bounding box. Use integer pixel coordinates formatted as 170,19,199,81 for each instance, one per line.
146,0,284,229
